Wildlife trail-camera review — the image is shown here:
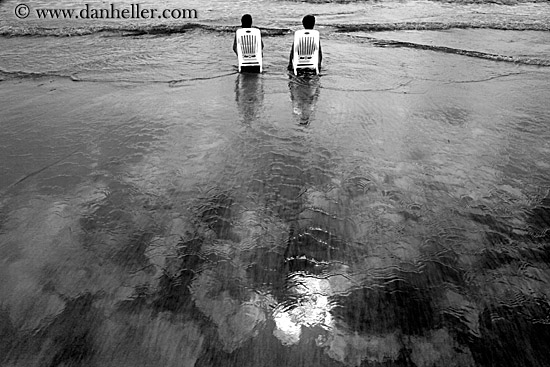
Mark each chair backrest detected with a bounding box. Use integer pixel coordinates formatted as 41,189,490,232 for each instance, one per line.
292,29,319,75
236,28,262,72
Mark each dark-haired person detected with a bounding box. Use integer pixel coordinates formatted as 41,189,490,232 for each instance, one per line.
288,15,322,72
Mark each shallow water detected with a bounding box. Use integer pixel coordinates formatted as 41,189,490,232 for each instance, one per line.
1,0,550,366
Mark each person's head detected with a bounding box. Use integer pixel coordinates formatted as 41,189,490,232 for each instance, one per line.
302,14,315,29
241,14,253,28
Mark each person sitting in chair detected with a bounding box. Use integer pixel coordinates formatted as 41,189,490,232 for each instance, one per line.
288,15,322,72
233,14,264,55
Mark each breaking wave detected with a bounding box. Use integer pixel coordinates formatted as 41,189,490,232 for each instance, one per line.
0,23,290,37
0,69,71,80
354,36,550,66
2,18,549,38
334,21,550,32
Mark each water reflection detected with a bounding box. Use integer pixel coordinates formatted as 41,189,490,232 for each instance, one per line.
288,73,321,125
235,73,264,124
2,32,550,366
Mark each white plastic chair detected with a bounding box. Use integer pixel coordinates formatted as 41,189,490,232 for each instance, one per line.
236,28,263,72
292,29,320,75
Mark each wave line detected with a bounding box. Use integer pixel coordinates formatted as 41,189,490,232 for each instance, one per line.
0,23,290,37
356,35,550,66
334,21,550,33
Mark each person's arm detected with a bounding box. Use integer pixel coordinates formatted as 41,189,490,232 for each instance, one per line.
288,42,294,70
261,38,264,57
233,33,238,55
318,41,322,70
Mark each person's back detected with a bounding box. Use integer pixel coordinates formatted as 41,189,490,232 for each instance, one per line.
233,14,263,55
288,15,322,72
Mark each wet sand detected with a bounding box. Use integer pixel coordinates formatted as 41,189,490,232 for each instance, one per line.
1,54,550,366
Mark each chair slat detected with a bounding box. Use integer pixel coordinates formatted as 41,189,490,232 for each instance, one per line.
241,34,258,56
297,36,316,57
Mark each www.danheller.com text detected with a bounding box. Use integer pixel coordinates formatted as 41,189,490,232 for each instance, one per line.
16,3,198,20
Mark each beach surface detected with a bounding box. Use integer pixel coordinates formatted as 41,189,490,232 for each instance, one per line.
2,0,550,366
